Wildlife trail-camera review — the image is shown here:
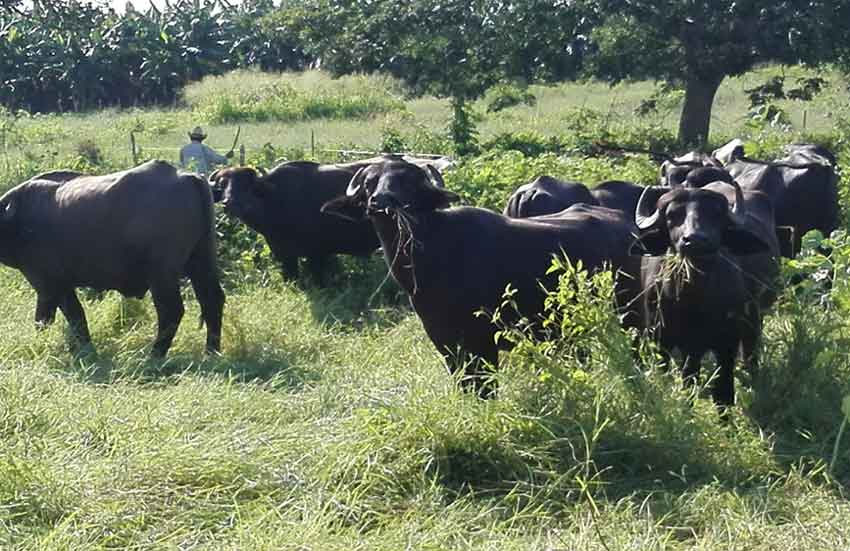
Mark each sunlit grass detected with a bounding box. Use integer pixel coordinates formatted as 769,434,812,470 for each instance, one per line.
1,65,849,549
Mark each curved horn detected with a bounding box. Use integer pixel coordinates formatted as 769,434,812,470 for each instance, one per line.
425,164,445,189
346,166,368,197
635,186,667,230
728,179,748,227
208,169,221,183
256,166,268,178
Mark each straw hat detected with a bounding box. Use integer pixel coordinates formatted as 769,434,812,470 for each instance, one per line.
188,126,207,140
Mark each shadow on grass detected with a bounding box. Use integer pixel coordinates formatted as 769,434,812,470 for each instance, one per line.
56,345,321,389
299,254,411,330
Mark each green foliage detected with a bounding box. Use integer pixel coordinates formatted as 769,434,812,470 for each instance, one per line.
2,68,850,548
580,0,850,143
289,1,582,152
482,131,567,157
185,70,405,124
0,0,309,113
379,116,455,156
485,83,537,113
448,99,480,157
378,125,406,154
746,75,829,108
445,150,656,211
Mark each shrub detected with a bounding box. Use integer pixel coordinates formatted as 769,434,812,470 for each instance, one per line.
445,150,657,211
485,83,537,113
482,130,567,157
184,70,406,124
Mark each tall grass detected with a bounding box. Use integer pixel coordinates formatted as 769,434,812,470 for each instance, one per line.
1,66,850,549
183,70,407,124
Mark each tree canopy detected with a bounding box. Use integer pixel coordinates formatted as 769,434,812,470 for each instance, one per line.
5,0,850,149
579,0,850,144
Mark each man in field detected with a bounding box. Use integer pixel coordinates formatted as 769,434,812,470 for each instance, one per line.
179,126,232,176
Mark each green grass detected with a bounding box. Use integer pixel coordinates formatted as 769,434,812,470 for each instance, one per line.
1,65,850,549
184,70,406,124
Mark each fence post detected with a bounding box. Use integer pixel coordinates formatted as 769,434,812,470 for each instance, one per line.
802,110,808,131
129,131,138,165
239,144,245,166
311,129,315,159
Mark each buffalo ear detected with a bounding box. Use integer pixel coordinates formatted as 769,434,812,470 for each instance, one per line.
321,195,366,221
630,229,670,256
422,186,460,210
723,227,771,256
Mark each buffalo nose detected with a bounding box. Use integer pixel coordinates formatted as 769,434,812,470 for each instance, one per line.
681,233,712,253
368,194,396,211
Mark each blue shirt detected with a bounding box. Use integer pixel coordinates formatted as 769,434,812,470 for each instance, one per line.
179,142,228,175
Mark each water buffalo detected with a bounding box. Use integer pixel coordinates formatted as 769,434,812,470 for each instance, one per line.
659,151,721,186
590,180,646,215
504,177,647,219
1,160,224,357
632,181,779,407
503,176,596,218
28,170,85,183
323,160,639,396
723,143,839,256
210,160,380,284
209,155,450,285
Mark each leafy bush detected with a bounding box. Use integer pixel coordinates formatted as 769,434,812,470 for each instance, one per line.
485,83,537,113
482,130,567,157
445,150,657,211
185,71,406,124
0,0,309,113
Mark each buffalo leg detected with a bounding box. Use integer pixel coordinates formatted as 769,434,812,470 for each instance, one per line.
188,271,224,354
712,347,737,409
280,256,299,281
59,291,92,349
35,293,60,328
681,353,703,401
149,277,184,358
740,317,762,386
442,345,497,399
306,255,329,287
187,245,225,354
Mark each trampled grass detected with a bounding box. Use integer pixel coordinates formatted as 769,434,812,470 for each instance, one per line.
1,66,850,549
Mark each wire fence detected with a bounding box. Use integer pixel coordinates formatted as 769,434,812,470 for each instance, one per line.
128,131,449,168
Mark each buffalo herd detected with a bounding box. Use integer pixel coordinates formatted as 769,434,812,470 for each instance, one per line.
1,141,839,410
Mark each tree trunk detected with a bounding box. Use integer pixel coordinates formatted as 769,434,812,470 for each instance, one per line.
678,75,724,148
449,97,479,157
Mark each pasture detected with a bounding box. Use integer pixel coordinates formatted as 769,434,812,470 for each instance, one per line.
1,67,850,550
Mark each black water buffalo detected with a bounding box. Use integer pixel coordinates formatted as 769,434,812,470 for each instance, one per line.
210,155,450,284
590,180,646,214
28,170,85,183
659,151,721,186
210,160,380,284
1,160,224,356
504,177,647,219
723,143,839,256
632,181,779,407
323,160,639,396
503,176,596,218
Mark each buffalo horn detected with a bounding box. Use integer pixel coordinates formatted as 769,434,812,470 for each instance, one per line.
425,164,445,189
635,186,665,230
346,166,368,197
728,179,748,226
208,169,221,183
256,166,268,178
